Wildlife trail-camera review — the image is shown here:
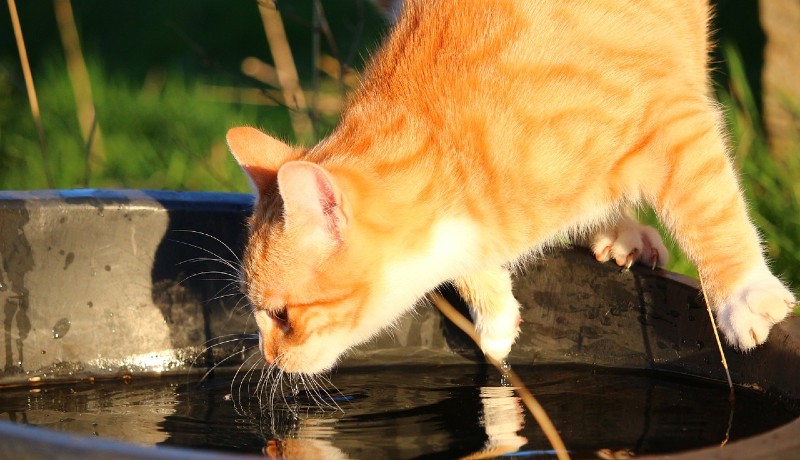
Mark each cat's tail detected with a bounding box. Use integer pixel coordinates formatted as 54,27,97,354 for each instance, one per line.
646,96,795,350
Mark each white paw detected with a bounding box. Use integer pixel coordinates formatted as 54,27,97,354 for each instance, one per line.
590,216,669,269
475,299,521,363
715,268,795,350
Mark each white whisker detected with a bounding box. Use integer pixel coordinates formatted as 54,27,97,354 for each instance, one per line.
314,373,345,412
173,229,243,264
199,343,257,383
235,353,264,416
189,334,257,371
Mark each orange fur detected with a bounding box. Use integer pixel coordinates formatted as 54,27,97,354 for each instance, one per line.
228,0,794,374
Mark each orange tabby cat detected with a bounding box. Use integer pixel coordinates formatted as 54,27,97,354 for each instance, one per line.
227,0,795,374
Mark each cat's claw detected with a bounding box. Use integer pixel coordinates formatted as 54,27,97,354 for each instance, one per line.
590,216,668,270
715,267,795,350
649,251,659,270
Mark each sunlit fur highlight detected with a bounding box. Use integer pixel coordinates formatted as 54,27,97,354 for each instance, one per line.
228,0,794,375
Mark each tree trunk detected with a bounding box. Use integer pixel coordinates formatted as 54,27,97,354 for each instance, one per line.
760,0,800,157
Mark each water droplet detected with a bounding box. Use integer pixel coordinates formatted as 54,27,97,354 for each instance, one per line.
499,359,512,387
52,318,71,339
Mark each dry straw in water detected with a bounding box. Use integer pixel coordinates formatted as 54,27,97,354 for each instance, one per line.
428,293,571,460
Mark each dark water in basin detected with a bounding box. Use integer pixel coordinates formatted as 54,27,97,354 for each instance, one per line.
0,364,796,459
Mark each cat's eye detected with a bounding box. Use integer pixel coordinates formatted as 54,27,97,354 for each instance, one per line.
270,307,289,325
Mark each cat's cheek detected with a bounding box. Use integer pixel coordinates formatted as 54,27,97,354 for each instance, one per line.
254,310,279,364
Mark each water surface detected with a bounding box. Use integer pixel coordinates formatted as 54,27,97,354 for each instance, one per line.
0,364,796,459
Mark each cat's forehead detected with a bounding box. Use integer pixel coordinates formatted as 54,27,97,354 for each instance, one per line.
246,258,321,307
256,293,285,311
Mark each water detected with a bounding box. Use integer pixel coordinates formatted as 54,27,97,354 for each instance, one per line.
0,364,796,459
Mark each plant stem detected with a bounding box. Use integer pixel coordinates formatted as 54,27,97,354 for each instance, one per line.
257,0,313,144
54,0,106,187
7,0,54,188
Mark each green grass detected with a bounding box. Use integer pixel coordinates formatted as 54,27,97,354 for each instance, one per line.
0,59,294,192
0,0,387,191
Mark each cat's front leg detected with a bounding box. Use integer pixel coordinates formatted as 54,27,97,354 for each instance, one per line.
584,213,669,269
453,267,521,362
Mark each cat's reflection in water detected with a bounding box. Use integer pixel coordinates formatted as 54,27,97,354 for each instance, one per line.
475,386,528,457
263,419,350,460
260,384,528,460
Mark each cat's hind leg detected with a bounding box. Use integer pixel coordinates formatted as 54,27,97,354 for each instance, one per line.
582,212,669,269
646,101,795,350
452,267,521,362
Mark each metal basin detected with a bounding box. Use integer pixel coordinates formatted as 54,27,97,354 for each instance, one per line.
0,189,798,459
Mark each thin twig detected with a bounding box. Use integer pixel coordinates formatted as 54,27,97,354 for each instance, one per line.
256,0,313,144
311,0,321,137
699,278,735,401
343,0,367,72
7,0,53,187
428,293,571,460
54,0,106,178
83,106,98,187
313,0,345,95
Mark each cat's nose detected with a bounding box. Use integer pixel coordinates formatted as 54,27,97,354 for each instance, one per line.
262,347,277,364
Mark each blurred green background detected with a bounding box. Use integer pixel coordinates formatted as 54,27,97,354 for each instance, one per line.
1,0,798,287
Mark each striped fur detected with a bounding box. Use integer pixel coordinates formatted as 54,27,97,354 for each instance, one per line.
228,0,794,374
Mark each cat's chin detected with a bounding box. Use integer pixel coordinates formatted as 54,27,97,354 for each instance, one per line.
277,356,337,375
269,338,346,375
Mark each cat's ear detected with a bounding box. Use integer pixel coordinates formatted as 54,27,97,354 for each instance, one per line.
226,126,293,195
277,161,348,245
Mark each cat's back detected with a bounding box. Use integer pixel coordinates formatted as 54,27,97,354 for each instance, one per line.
364,0,710,106
326,0,716,225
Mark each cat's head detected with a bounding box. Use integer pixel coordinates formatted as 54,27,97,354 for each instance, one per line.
227,127,396,375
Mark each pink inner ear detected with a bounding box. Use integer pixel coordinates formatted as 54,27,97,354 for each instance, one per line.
277,161,347,241
226,127,293,194
315,171,341,223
